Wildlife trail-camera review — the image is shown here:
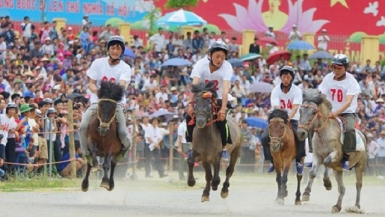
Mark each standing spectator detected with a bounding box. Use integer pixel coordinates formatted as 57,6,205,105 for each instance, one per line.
201,28,210,54
228,37,239,53
183,32,192,51
317,29,330,51
82,15,92,29
265,26,276,38
177,117,188,180
49,21,58,40
249,37,260,54
289,24,302,41
149,28,166,55
99,24,114,42
39,21,50,44
376,130,385,179
367,133,380,176
192,30,203,54
21,16,33,39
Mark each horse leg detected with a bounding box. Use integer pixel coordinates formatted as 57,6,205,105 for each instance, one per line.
280,160,290,199
221,145,240,199
323,166,332,191
100,152,112,190
90,141,101,172
211,158,221,191
303,157,321,202
81,163,92,192
187,150,196,187
107,161,117,191
274,160,283,205
295,171,303,205
201,161,212,202
331,170,345,213
345,160,365,214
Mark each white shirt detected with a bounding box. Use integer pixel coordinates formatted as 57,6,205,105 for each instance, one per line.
265,31,276,38
270,84,302,120
177,121,187,144
28,118,39,146
0,114,17,145
318,72,361,113
21,22,32,38
0,41,7,60
317,35,330,50
289,30,302,41
269,46,279,54
87,57,131,104
155,92,168,103
141,123,153,144
149,33,166,52
190,57,233,99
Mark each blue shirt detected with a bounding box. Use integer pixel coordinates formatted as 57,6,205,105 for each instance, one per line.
57,153,80,172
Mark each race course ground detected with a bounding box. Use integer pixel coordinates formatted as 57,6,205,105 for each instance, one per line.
0,170,384,217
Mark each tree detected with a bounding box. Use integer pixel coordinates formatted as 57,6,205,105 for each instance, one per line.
165,0,199,10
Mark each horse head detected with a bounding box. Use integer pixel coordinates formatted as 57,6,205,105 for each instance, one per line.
297,89,332,141
97,81,124,136
192,81,218,129
268,109,289,152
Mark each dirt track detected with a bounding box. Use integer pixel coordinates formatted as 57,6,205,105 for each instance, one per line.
0,171,384,217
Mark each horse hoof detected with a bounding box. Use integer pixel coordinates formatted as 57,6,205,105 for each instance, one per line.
220,190,229,199
212,185,218,191
302,194,310,201
275,198,284,205
107,187,114,191
331,205,341,213
295,200,302,205
284,190,288,198
91,166,102,173
81,187,88,192
201,196,210,202
81,180,89,192
100,182,110,190
187,179,196,187
345,205,365,214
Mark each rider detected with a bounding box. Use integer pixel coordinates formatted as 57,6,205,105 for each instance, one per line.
261,65,306,174
318,54,361,170
79,35,132,163
185,40,233,161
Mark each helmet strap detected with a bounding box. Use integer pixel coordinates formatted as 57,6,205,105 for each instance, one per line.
207,53,221,69
108,54,121,64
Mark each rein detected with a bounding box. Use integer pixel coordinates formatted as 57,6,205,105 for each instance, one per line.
298,103,341,134
268,117,287,142
97,98,117,128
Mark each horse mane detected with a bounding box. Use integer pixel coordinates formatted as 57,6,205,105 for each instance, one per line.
97,81,124,102
268,109,289,124
192,81,218,98
303,88,332,110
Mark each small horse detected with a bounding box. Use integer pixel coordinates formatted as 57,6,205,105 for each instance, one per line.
81,81,124,192
268,109,302,205
187,81,242,202
297,89,366,213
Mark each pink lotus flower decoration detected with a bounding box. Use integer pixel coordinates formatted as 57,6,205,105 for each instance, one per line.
219,0,330,34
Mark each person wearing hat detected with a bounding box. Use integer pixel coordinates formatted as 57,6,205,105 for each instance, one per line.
0,103,20,171
261,65,305,174
79,35,132,163
289,24,302,41
145,116,167,178
318,54,361,170
317,29,330,51
42,37,54,56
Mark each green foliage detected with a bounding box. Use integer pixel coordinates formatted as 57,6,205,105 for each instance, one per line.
349,32,367,43
379,34,385,44
165,0,199,10
105,18,125,28
143,8,162,36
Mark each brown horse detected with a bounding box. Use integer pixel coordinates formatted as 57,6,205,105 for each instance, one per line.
81,81,124,192
268,109,302,205
187,81,242,202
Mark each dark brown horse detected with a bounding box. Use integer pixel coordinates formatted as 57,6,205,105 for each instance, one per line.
187,81,242,202
268,109,302,205
81,81,124,192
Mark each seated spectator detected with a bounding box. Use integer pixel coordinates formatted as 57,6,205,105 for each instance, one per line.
56,144,84,178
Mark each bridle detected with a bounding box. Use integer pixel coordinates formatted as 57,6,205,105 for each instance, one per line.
97,98,117,129
298,102,329,133
191,91,220,127
268,117,287,144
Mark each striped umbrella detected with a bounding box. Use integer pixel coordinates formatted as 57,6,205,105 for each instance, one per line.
156,9,207,26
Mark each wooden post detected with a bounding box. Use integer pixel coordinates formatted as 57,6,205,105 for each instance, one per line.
67,100,76,179
130,110,138,180
168,122,174,172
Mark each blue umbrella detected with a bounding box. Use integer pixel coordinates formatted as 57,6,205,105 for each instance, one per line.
161,58,192,67
244,117,268,129
287,40,315,50
156,9,207,26
123,48,135,58
227,58,243,67
240,53,261,61
308,50,334,59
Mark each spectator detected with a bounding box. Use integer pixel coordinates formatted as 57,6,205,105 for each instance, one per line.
317,29,330,51
249,37,260,54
